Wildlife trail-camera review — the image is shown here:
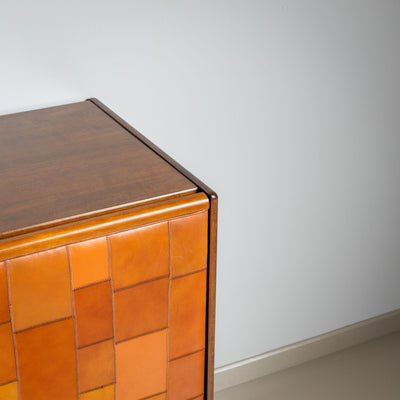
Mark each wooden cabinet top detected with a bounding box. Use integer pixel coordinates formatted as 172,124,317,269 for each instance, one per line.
0,100,198,238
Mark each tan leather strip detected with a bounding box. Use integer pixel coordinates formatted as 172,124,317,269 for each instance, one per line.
0,193,209,261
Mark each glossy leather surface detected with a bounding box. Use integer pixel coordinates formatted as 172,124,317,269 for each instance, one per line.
170,270,207,359
0,212,208,399
16,318,77,400
171,212,208,277
79,339,115,393
169,350,205,400
147,393,167,400
0,262,9,324
0,322,16,384
69,237,109,289
74,281,113,347
8,247,72,331
110,222,169,290
116,329,167,400
114,277,168,341
0,381,18,399
80,385,115,400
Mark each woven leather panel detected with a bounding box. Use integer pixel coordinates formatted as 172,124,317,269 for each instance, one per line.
0,211,208,400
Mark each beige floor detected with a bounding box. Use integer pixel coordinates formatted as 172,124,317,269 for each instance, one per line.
215,332,400,400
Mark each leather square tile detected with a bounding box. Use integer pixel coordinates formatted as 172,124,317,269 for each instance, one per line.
147,394,166,400
0,323,16,384
110,222,169,290
170,270,207,359
79,339,114,393
168,350,205,400
81,385,114,400
8,247,72,331
116,329,167,400
0,381,18,399
114,277,168,342
74,281,113,347
0,262,10,324
16,318,77,400
69,237,109,289
170,212,208,277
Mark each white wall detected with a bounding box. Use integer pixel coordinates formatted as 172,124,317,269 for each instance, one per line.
1,0,400,368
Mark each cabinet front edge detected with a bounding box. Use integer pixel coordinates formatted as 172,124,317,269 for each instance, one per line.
0,192,209,261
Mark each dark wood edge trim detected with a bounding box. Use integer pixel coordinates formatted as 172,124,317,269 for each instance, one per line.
87,98,218,399
206,195,218,400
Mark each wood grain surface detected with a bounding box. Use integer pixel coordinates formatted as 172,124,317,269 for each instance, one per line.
0,101,196,237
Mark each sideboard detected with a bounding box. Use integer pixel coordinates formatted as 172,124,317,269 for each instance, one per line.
0,99,217,400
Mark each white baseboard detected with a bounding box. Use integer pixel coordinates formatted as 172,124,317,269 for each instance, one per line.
214,309,400,392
